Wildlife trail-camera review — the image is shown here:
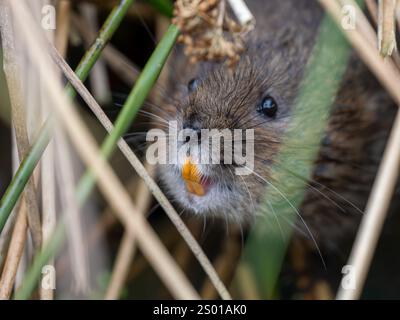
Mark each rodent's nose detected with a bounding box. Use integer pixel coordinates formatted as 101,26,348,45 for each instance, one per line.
183,123,202,143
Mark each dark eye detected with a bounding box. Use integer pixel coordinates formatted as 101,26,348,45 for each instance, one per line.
258,95,278,117
188,78,199,92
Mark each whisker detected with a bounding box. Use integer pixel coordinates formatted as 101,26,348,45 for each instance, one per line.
265,200,285,244
274,160,365,216
138,110,170,124
247,166,327,269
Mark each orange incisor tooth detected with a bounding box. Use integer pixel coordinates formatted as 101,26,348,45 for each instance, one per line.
182,157,205,196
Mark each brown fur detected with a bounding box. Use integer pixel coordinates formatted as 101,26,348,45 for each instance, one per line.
155,0,396,250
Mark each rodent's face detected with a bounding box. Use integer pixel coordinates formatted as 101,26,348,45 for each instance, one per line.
158,57,298,223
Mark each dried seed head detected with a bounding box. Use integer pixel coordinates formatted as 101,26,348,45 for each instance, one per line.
173,0,248,68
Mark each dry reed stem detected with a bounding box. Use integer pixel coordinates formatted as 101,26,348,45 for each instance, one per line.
54,5,90,289
49,44,231,300
105,233,137,299
40,0,72,299
319,0,400,300
366,0,379,25
39,0,65,300
10,0,200,299
364,0,400,68
0,1,42,250
0,209,16,271
339,0,378,44
378,0,397,56
39,0,69,301
54,130,90,295
39,141,56,301
319,0,400,104
343,0,400,70
0,201,27,299
1,0,44,294
338,108,400,300
80,3,112,105
55,0,71,57
105,165,153,300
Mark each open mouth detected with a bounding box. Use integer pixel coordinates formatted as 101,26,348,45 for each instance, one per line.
181,157,213,196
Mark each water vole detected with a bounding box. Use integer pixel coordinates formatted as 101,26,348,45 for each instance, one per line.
154,0,396,248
